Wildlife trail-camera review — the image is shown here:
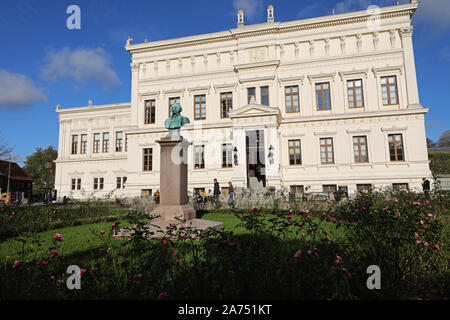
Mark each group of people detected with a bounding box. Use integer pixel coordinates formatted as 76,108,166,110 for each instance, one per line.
195,179,236,207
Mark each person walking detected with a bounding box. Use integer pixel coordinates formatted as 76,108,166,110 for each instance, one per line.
213,179,221,199
227,181,235,207
422,178,430,198
153,190,160,204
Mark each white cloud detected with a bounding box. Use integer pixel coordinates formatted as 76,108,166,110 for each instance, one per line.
414,0,450,34
40,47,121,90
0,70,47,111
232,0,263,21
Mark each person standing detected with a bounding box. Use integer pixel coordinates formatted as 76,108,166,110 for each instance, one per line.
227,181,235,207
422,178,430,197
213,178,221,199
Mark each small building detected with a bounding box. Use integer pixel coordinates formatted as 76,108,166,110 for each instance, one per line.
0,160,33,202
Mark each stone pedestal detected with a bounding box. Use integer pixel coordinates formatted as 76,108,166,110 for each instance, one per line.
150,136,196,221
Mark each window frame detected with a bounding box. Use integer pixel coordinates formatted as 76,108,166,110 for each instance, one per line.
93,133,101,153
288,139,302,166
143,148,153,172
71,135,78,155
220,92,233,118
194,145,205,169
315,82,332,110
347,79,364,108
194,94,206,120
353,136,369,163
247,87,256,104
381,76,399,106
285,85,300,113
260,86,269,106
80,134,88,154
388,133,405,162
102,132,110,153
144,99,156,124
115,131,123,152
320,137,334,165
222,143,233,168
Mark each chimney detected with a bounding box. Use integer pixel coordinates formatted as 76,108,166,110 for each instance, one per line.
237,10,244,28
267,5,274,23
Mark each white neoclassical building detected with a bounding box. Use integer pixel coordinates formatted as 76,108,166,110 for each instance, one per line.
55,1,431,200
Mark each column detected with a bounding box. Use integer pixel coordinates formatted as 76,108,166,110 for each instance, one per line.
400,26,421,109
231,127,247,188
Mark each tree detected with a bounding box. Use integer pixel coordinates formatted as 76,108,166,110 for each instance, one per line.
23,146,58,198
0,136,14,159
426,138,436,148
438,130,450,147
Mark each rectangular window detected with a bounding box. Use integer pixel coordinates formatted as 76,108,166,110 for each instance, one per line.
116,177,122,189
347,79,364,108
194,94,206,120
388,134,404,161
102,133,109,153
290,185,304,194
80,134,87,154
222,143,232,168
353,136,368,163
71,135,78,154
261,86,269,106
393,183,408,191
247,87,256,103
123,177,127,189
93,133,100,153
125,134,128,152
116,132,123,152
93,178,98,190
77,178,81,190
323,184,337,194
145,100,156,124
357,184,372,192
169,97,180,117
316,82,331,110
288,139,301,165
194,145,205,169
220,92,233,118
99,178,104,190
320,138,334,164
381,76,398,105
71,179,76,190
143,148,153,171
285,85,299,113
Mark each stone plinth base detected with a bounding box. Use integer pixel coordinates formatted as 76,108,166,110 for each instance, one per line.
115,218,224,239
151,204,196,221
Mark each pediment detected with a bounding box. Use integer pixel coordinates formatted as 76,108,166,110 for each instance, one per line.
229,103,280,119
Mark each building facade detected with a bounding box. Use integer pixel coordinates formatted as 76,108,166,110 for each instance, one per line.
55,1,431,200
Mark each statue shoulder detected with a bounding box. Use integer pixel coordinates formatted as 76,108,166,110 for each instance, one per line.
164,117,171,128
181,116,190,126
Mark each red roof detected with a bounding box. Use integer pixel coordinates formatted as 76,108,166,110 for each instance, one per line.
0,160,33,181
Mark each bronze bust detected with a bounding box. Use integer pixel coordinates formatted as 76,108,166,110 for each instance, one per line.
164,103,190,137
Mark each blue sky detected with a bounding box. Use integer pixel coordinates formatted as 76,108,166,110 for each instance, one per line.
0,0,449,165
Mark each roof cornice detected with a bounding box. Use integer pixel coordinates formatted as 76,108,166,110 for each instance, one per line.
56,102,131,115
125,3,418,54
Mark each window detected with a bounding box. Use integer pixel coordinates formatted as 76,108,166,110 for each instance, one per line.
323,185,337,194
71,135,78,154
102,133,109,153
100,178,104,190
194,145,205,169
93,178,98,190
290,185,304,194
143,148,153,171
247,87,256,103
145,100,156,124
80,134,87,154
357,184,372,192
222,143,232,168
285,86,299,113
353,136,368,163
116,177,127,189
93,177,104,190
381,76,398,105
194,94,206,120
316,82,331,110
71,179,76,190
77,178,81,190
169,97,180,116
393,183,408,191
388,134,404,161
93,133,100,153
288,140,301,165
261,86,269,106
320,138,334,164
125,134,128,152
347,79,364,108
220,92,233,118
116,132,123,152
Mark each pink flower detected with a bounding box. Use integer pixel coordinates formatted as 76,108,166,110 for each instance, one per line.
228,270,235,278
157,292,168,300
426,213,433,218
42,261,49,266
298,223,303,227
301,233,305,238
332,218,338,224
361,207,366,211
414,233,419,238
300,209,309,215
12,260,22,268
172,251,178,257
112,223,117,228
100,230,105,235
251,207,258,214
78,268,87,278
314,252,319,257
287,215,292,220
49,250,59,258
324,236,330,241
53,233,63,241
335,260,342,264
162,239,167,245
336,255,342,260
323,230,329,235
132,274,142,281
307,250,312,255
416,240,421,244
433,245,440,251
35,261,41,265
423,241,428,247
420,220,424,225
294,250,302,259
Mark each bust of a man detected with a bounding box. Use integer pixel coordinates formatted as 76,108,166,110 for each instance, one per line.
164,103,190,137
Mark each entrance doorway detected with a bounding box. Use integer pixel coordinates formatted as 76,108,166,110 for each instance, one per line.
246,130,266,189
